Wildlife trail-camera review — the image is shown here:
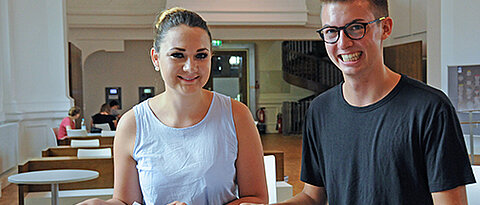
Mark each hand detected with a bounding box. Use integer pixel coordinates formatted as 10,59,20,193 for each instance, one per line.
167,201,187,205
76,198,107,205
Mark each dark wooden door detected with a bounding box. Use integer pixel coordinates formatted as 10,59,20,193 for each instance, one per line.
384,41,425,82
68,42,83,128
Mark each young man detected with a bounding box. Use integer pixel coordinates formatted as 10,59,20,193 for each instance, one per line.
245,0,475,204
109,100,121,119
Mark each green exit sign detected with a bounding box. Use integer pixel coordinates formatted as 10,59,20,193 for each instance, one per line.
212,40,222,47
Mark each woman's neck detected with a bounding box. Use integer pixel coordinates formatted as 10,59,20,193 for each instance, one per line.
150,89,213,128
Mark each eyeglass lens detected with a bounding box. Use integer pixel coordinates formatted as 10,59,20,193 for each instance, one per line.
321,23,366,43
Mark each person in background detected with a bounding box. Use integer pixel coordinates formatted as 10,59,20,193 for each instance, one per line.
58,106,81,140
244,0,474,204
91,103,117,131
78,7,267,205
109,100,121,120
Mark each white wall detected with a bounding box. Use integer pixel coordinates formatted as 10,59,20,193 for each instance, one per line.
0,0,9,123
83,40,164,127
441,0,480,93
6,0,70,113
426,0,480,93
0,0,71,173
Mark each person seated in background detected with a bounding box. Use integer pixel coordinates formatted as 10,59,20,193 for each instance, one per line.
91,103,117,131
109,100,122,120
58,106,81,140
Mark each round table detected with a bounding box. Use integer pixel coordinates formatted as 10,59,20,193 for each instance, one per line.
8,169,99,205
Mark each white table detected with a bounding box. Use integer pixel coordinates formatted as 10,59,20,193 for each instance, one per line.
8,169,99,205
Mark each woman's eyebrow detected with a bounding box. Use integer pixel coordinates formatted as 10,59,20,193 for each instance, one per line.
169,47,186,51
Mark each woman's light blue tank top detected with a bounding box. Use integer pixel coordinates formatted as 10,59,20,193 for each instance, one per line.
133,92,238,205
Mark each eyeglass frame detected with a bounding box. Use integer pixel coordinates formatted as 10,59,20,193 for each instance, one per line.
316,16,387,44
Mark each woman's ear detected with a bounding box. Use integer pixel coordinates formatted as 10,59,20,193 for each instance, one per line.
151,47,160,71
381,17,393,40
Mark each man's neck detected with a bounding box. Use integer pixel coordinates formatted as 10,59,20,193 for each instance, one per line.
342,65,401,107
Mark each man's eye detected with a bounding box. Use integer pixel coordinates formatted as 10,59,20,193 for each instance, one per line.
349,24,364,31
196,53,208,59
324,28,338,35
171,53,184,58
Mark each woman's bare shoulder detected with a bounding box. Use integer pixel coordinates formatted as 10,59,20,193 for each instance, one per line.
114,109,137,155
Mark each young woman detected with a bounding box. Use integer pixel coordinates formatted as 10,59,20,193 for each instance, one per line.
78,7,267,205
58,106,81,140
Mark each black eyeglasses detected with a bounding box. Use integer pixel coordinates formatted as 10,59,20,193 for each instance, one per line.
316,16,387,44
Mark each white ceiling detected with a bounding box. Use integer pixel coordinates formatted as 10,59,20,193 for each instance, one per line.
67,0,322,28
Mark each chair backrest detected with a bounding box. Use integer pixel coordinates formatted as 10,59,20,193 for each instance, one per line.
77,148,112,158
264,155,277,203
47,128,59,147
101,130,116,137
70,139,100,147
467,165,480,204
66,129,88,137
94,123,111,131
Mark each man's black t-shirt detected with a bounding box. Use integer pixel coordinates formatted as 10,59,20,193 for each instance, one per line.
301,75,475,204
91,113,116,130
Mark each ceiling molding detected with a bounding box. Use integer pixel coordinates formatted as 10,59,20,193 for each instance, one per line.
66,0,165,15
167,0,308,26
66,0,322,28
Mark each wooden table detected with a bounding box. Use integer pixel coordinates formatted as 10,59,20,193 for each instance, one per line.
42,145,113,157
8,169,98,205
59,135,114,146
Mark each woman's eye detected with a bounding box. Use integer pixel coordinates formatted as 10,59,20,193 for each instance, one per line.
196,53,208,59
171,53,184,58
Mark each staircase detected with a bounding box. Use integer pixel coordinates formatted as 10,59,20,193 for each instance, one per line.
282,40,343,93
281,41,343,134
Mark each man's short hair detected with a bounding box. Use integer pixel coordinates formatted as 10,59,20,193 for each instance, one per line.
321,0,389,18
109,100,119,107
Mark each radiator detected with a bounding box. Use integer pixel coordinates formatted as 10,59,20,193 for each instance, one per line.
0,123,19,174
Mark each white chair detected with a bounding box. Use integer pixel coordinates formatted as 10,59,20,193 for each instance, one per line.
77,148,112,158
93,123,111,131
101,130,116,137
264,155,277,203
66,129,88,137
47,128,59,147
467,165,480,204
70,139,100,147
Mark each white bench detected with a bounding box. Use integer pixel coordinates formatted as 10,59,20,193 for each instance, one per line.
276,181,293,202
25,188,113,205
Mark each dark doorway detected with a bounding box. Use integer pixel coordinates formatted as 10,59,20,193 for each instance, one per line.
205,51,248,105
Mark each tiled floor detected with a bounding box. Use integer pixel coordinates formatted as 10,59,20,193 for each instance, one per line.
0,133,303,204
